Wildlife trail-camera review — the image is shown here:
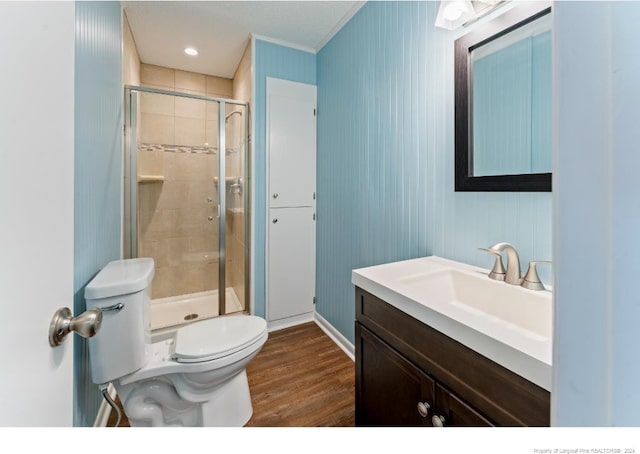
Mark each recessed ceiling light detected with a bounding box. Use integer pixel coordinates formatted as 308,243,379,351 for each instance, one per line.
184,47,198,56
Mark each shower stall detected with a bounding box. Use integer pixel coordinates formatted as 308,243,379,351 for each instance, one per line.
124,86,250,330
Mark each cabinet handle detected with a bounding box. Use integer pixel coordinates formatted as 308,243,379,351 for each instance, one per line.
272,218,278,224
417,402,431,418
273,193,279,199
431,415,446,427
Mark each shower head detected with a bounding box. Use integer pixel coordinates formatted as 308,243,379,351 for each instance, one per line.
225,110,243,122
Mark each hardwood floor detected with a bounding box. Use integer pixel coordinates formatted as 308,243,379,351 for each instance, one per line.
245,322,354,427
107,321,355,427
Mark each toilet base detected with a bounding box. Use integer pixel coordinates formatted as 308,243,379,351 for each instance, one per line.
115,370,254,427
201,370,253,426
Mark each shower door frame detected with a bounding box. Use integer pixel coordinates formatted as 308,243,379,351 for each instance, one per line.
123,85,251,316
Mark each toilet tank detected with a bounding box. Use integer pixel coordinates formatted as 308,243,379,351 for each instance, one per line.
84,258,154,385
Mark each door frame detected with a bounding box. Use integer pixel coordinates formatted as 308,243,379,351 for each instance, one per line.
265,77,317,329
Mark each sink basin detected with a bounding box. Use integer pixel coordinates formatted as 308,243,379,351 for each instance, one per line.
352,256,553,391
396,268,551,339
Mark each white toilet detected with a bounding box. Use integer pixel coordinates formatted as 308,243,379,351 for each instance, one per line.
84,257,268,427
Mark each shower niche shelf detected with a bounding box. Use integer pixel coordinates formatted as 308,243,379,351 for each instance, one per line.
213,176,241,185
138,175,165,184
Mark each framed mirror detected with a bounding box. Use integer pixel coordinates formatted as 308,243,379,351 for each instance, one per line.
455,2,552,192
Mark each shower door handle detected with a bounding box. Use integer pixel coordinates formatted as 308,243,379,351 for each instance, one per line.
208,205,220,221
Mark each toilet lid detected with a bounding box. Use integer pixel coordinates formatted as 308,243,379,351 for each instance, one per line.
173,315,267,363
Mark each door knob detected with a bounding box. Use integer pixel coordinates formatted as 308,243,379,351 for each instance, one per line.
417,401,431,418
432,414,446,427
49,307,103,347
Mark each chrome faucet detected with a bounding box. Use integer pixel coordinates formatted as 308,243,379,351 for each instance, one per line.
479,242,522,285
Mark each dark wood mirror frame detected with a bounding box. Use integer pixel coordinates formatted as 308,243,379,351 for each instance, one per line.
454,3,552,192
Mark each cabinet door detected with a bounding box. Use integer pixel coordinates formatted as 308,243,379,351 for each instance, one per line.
356,323,435,426
267,78,316,208
432,383,494,427
267,206,315,322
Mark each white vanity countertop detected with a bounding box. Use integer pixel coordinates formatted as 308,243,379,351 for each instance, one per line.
352,255,553,391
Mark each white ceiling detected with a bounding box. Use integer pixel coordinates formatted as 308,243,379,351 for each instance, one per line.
122,1,365,79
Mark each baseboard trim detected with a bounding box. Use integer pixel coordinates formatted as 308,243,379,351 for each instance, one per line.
93,383,117,427
267,312,314,332
314,312,355,362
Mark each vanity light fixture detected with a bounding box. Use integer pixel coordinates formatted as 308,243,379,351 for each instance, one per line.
184,47,199,56
444,5,464,21
435,1,477,30
435,0,504,30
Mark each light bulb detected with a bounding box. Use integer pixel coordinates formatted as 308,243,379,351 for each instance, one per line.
443,4,464,22
184,47,198,56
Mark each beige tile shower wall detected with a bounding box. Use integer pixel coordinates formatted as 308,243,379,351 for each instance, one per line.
207,75,234,98
139,64,234,150
223,116,246,310
226,209,245,311
138,64,232,299
226,110,243,187
123,13,140,86
228,42,251,311
138,152,219,299
233,41,252,103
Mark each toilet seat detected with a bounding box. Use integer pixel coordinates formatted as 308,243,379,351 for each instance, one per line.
173,315,267,363
118,314,268,385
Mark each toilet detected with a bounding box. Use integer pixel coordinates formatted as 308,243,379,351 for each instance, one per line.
84,257,268,427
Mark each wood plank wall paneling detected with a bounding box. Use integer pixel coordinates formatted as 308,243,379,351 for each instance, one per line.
107,322,354,427
75,1,123,427
315,1,552,345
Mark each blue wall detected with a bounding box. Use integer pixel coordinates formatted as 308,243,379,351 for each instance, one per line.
316,1,552,344
74,1,123,426
553,1,640,426
254,39,316,318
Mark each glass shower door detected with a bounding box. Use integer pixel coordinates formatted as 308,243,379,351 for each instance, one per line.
127,88,223,329
223,104,248,314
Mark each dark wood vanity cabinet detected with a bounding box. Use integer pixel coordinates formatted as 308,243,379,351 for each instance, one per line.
355,287,550,427
357,324,436,426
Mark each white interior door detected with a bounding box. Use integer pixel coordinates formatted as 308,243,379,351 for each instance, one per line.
0,2,75,426
266,78,317,324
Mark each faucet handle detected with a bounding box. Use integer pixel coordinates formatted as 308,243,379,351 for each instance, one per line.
478,247,506,281
521,261,552,291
